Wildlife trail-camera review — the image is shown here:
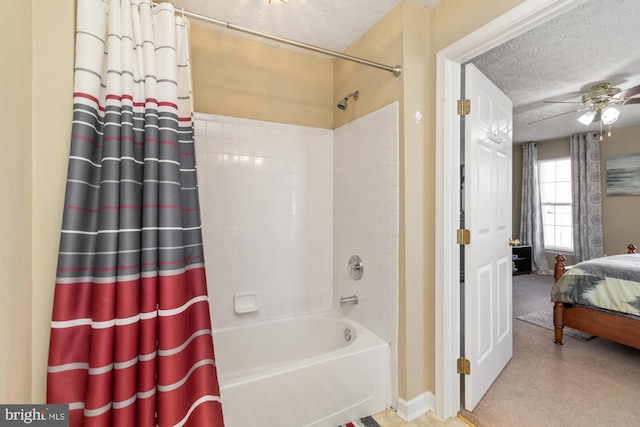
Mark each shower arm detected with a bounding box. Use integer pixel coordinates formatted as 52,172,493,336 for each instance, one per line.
155,3,402,77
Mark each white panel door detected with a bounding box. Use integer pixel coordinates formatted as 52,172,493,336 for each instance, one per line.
464,63,513,411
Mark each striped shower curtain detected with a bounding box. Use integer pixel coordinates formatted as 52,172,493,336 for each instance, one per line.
47,1,224,426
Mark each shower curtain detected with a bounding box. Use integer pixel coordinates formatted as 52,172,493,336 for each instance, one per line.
47,1,224,426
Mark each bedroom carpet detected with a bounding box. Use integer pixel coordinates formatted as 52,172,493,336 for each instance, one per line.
464,273,640,427
516,306,595,341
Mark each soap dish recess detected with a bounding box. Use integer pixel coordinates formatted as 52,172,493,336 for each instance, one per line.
234,292,258,314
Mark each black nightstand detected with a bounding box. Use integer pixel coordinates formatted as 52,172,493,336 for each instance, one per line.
512,245,532,275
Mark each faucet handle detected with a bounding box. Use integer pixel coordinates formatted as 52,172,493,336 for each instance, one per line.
348,255,363,280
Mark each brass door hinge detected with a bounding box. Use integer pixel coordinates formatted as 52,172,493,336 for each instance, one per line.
457,99,470,116
457,229,470,245
457,357,470,375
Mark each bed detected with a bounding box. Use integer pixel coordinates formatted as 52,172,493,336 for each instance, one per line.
552,244,640,350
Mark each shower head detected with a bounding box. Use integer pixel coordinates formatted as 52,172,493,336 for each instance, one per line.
336,90,359,111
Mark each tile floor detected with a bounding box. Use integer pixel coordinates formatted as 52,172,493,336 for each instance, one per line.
372,408,470,427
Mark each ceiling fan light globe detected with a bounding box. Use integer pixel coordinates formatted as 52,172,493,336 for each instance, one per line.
601,106,620,124
577,110,596,125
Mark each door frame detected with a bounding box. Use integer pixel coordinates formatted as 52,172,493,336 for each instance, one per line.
434,0,589,418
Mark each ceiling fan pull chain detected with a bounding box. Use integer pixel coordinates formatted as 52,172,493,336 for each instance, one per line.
600,121,603,141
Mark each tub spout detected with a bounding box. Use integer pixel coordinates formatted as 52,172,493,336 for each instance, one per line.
340,295,359,307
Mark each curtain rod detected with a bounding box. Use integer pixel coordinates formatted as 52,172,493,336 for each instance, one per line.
156,3,402,77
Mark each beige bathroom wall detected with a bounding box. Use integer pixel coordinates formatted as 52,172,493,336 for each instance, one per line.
332,6,404,130
431,0,527,52
400,2,431,402
30,0,75,402
189,23,334,128
0,0,73,404
0,0,33,403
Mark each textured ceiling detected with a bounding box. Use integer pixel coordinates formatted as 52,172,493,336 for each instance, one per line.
167,0,640,144
472,0,640,143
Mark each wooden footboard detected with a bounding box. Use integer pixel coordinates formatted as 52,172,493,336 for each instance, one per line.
552,244,640,350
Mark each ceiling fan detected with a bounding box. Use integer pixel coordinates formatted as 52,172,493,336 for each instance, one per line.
529,82,640,139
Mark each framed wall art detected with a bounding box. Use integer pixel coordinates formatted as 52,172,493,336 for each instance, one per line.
606,153,640,196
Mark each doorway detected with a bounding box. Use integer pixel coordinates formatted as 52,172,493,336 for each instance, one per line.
434,0,589,419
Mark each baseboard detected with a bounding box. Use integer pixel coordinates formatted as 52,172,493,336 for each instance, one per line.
395,391,435,421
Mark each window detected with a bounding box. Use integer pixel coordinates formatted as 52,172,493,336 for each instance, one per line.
539,158,573,251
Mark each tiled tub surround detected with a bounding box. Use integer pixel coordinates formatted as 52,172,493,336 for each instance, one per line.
194,103,399,405
333,102,399,406
194,113,334,328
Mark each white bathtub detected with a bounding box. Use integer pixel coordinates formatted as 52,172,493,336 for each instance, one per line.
213,310,391,427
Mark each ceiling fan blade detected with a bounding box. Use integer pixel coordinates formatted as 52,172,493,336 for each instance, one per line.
542,92,584,103
614,84,640,99
543,100,582,104
528,108,585,125
624,97,640,105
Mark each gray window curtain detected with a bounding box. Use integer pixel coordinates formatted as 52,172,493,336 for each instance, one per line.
570,132,604,262
519,142,550,273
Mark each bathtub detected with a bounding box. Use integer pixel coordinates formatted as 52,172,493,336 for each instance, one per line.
213,310,391,427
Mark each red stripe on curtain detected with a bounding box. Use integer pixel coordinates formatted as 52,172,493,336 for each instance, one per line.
105,93,153,107
73,92,100,105
73,93,163,110
49,275,221,426
70,134,103,148
158,101,178,109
